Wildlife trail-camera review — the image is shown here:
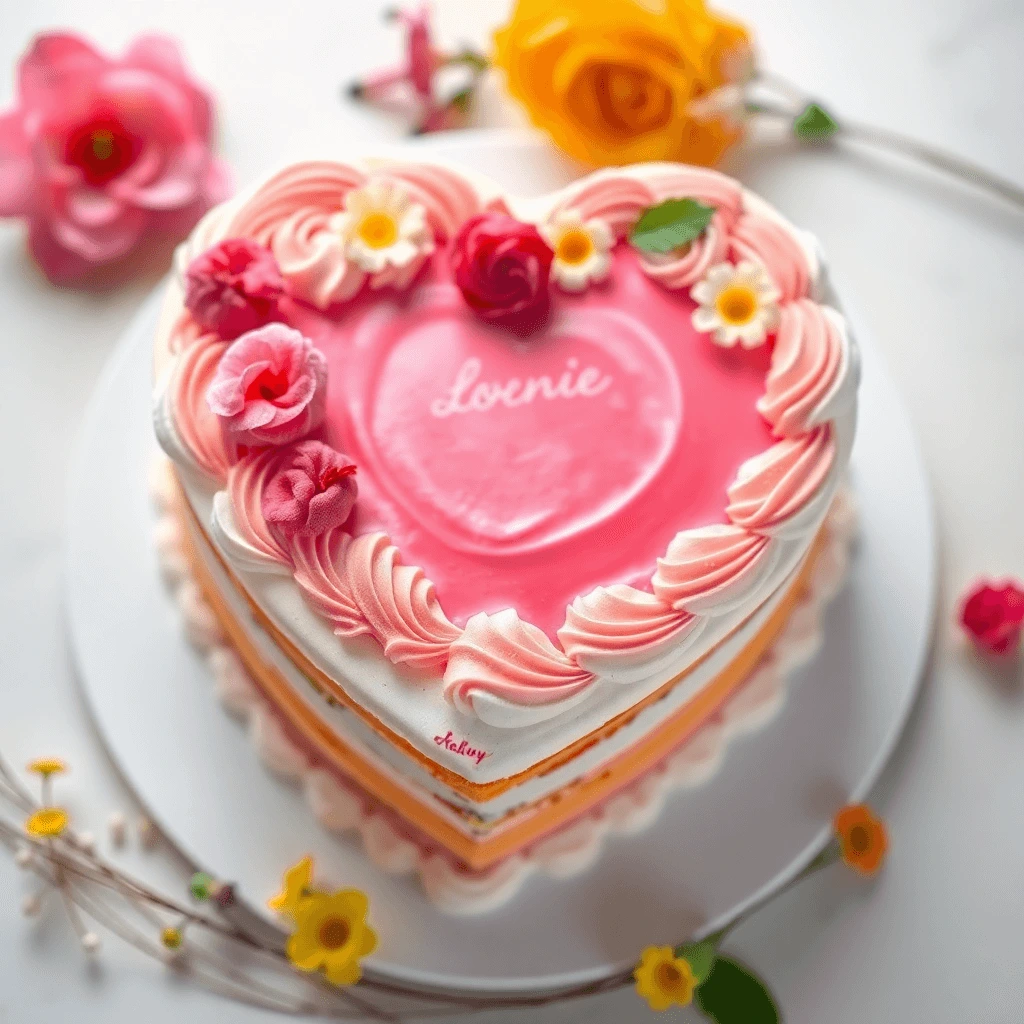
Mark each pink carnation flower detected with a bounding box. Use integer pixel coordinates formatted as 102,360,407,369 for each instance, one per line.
207,324,327,446
262,440,358,539
185,239,286,339
0,32,230,284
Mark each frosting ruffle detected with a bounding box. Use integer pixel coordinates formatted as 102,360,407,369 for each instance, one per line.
156,334,231,481
726,426,836,537
343,533,462,671
758,300,858,438
729,209,813,303
653,525,779,614
291,530,460,670
557,585,700,677
372,162,484,242
550,173,656,236
445,611,595,720
215,450,293,568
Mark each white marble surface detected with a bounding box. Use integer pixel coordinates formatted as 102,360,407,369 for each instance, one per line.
1,1,1023,1022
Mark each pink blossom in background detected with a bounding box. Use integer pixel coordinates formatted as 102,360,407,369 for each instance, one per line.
186,239,286,339
0,32,231,284
262,440,358,540
207,324,327,447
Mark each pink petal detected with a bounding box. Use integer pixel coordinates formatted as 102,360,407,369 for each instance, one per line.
64,185,126,228
0,110,33,216
126,143,205,210
49,202,146,262
18,33,105,107
122,34,214,139
27,218,96,284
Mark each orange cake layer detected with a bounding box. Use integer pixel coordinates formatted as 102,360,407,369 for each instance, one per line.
179,479,824,802
182,495,822,869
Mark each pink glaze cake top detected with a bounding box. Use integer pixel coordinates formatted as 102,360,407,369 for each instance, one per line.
155,159,858,722
292,246,774,638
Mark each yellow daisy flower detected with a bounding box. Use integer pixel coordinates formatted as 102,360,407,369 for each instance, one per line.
268,855,314,918
286,889,377,987
27,758,67,778
25,807,69,838
634,945,697,1012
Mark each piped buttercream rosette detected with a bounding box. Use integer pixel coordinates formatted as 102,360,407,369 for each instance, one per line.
154,159,859,728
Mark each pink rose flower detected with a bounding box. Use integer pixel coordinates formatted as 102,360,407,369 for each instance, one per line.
0,32,230,284
959,579,1024,657
451,213,553,334
262,440,358,539
207,324,327,446
185,239,286,339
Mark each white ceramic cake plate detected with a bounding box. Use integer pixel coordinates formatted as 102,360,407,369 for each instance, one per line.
65,135,936,996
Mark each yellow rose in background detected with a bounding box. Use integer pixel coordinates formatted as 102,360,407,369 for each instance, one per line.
493,0,752,167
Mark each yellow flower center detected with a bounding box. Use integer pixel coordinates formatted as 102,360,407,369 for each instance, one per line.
26,807,68,838
91,129,115,161
356,211,399,250
655,959,688,994
715,284,758,325
318,916,351,950
849,824,871,853
555,228,595,266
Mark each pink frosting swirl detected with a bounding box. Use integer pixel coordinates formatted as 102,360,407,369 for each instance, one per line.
374,162,483,242
169,335,231,480
291,530,460,669
726,426,835,535
757,300,849,438
635,166,746,290
445,611,595,712
206,324,327,446
227,161,366,245
227,161,367,309
262,440,358,540
226,448,292,565
550,174,656,236
652,525,777,614
557,586,697,667
291,529,366,638
344,533,462,670
729,211,812,303
273,205,364,309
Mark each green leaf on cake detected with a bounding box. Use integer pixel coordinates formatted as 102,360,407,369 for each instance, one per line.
629,198,716,254
676,937,719,985
694,957,779,1024
793,102,839,142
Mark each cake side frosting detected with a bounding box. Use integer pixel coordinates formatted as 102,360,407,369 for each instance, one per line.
153,157,858,750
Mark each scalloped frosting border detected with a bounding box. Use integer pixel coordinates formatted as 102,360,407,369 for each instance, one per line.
152,459,856,914
154,160,860,726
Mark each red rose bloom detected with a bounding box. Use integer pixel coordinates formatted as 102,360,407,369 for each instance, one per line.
185,238,286,339
959,579,1024,656
451,213,553,334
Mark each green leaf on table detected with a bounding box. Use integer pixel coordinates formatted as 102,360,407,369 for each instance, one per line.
676,937,719,985
695,957,779,1024
793,102,839,141
629,198,716,254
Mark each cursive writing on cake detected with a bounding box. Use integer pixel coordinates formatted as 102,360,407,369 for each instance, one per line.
430,356,612,417
434,730,488,765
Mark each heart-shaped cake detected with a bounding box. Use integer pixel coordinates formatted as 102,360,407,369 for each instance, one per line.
154,158,858,898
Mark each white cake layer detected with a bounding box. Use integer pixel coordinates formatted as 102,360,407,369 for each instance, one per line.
183,504,812,824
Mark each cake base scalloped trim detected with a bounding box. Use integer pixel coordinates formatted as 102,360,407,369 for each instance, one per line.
151,458,856,915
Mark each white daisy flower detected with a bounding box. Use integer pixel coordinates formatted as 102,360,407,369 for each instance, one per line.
333,180,433,280
541,209,614,292
691,261,781,348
